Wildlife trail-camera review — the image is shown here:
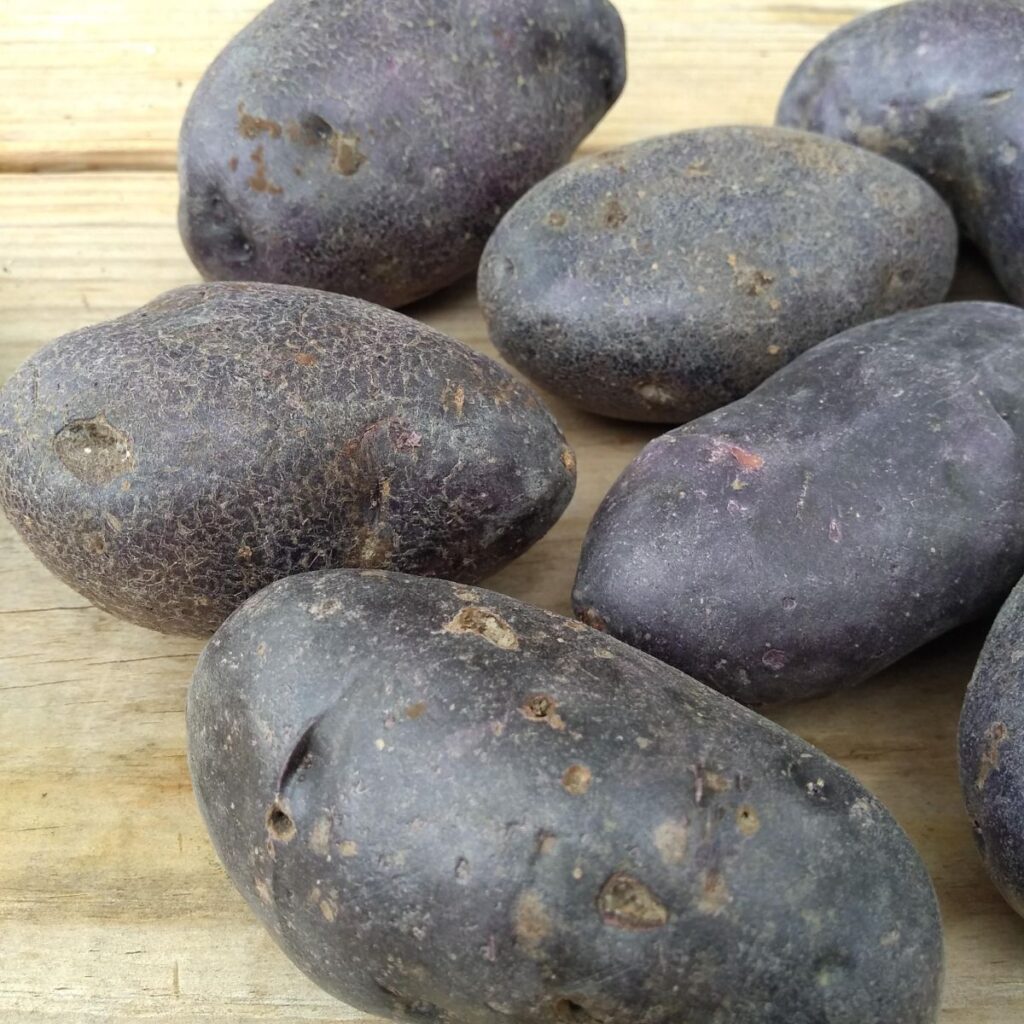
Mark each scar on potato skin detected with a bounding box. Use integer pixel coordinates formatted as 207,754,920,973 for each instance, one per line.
521,694,566,731
653,820,689,865
577,607,607,632
597,872,668,930
54,414,134,485
737,805,761,836
562,764,592,795
237,103,282,140
976,722,1010,790
266,799,296,843
248,145,283,195
698,869,730,915
443,607,519,650
513,889,552,949
710,440,764,471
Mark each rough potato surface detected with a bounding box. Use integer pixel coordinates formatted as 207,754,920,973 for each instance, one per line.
574,303,1024,704
0,283,575,636
179,0,626,307
960,576,1024,918
778,0,1024,304
479,126,956,422
188,569,943,1024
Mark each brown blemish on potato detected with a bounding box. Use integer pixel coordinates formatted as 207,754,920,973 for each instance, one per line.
561,448,576,473
597,872,668,930
727,253,776,298
710,440,764,471
228,156,239,172
331,132,367,176
248,145,282,195
442,381,466,417
238,103,282,140
266,799,296,843
54,414,134,484
577,607,607,632
698,869,730,915
562,764,592,796
236,544,253,562
444,607,519,650
683,158,710,177
293,351,318,367
406,702,427,720
338,840,359,858
737,805,760,837
653,820,689,866
880,929,901,947
319,897,338,922
513,889,552,950
254,878,273,905
309,814,332,856
308,597,342,619
634,381,676,406
547,211,568,228
602,197,628,228
80,531,106,555
537,832,559,856
976,722,1010,790
521,694,566,731
455,588,480,603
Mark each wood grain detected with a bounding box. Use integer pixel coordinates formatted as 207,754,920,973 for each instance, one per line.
1,1,1022,1021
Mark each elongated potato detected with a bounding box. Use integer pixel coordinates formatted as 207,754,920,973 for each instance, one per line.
188,569,943,1024
0,283,574,636
179,0,626,307
960,576,1024,918
574,302,1024,705
479,126,956,422
778,0,1024,305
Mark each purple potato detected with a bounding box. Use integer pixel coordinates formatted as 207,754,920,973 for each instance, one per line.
960,574,1024,918
0,283,575,636
574,302,1024,705
179,0,626,307
778,0,1024,305
188,568,943,1024
479,126,956,423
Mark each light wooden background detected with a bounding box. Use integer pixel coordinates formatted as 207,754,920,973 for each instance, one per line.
1,2,1021,1021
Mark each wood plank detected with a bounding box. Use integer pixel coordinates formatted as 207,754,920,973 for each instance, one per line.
0,0,886,172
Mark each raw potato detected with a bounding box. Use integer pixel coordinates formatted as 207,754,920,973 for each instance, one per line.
179,0,626,308
574,303,1024,705
188,569,944,1024
778,0,1024,305
960,575,1024,918
478,126,956,422
0,283,575,636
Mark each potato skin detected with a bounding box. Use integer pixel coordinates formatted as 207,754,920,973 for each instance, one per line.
178,0,626,308
778,0,1024,305
188,569,943,1024
0,283,574,636
478,126,956,423
574,303,1024,705
960,576,1024,918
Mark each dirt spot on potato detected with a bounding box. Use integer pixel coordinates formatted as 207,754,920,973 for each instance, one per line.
537,832,559,856
255,878,273,905
514,890,552,950
577,607,607,632
737,805,760,837
331,132,366,176
266,799,296,843
698,869,730,915
561,448,576,473
248,145,282,195
406,702,427,720
597,872,668,930
79,531,106,554
653,820,689,866
521,694,566,731
727,254,776,298
562,764,592,796
292,351,318,367
634,380,676,406
320,896,338,922
54,415,134,484
238,103,282,140
547,211,568,228
308,598,342,619
444,607,519,650
442,381,466,417
338,840,359,858
309,814,332,856
602,198,628,228
976,723,1010,791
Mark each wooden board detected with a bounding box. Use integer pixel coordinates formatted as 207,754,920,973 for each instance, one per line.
0,2,1022,1021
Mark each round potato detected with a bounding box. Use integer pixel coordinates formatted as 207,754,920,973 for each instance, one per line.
960,575,1024,918
189,569,943,1024
574,303,1024,704
478,126,956,422
778,0,1024,305
179,0,626,307
0,283,575,636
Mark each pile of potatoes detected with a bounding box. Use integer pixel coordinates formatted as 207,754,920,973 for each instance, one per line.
7,0,1024,1019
